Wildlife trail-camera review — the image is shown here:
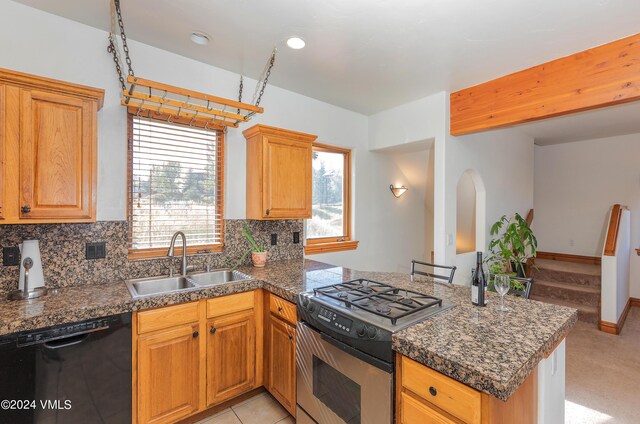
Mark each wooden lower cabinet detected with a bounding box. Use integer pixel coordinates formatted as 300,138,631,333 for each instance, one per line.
133,291,262,424
267,314,296,415
400,391,457,424
396,354,538,424
206,310,256,406
137,322,200,424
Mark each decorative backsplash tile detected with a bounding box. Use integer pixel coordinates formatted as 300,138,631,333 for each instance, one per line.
0,220,303,294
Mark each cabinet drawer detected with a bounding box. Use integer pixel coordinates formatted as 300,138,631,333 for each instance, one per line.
401,356,481,424
137,302,199,334
401,392,457,424
269,293,296,324
207,291,255,318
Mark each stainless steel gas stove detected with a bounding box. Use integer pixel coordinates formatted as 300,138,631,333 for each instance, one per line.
295,279,454,424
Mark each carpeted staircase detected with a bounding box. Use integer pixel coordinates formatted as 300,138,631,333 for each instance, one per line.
530,259,601,324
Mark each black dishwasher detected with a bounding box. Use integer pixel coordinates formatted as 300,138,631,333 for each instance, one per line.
0,313,132,424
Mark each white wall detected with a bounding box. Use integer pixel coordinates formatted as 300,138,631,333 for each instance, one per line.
438,111,535,284
425,142,435,261
368,93,446,151
367,92,535,283
456,171,477,254
534,133,640,297
375,145,430,272
368,91,447,268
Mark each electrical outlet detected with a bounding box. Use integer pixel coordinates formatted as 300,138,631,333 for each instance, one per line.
2,246,20,266
271,233,278,246
293,231,300,244
86,242,106,260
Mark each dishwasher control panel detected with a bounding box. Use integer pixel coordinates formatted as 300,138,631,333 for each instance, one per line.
16,318,111,346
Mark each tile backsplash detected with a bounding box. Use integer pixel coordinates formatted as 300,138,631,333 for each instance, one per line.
0,220,304,294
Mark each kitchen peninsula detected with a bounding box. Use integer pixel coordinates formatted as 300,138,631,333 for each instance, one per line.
0,259,577,424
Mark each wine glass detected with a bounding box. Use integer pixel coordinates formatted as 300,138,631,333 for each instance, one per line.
494,274,511,312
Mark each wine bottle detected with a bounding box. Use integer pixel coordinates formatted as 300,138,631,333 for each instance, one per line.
471,251,487,306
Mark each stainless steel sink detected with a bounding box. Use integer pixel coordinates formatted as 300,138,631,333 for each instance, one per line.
188,269,251,286
126,276,197,298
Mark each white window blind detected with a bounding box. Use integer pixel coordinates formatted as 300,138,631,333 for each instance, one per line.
128,115,224,252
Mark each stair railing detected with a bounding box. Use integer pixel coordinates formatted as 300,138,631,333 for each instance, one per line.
600,204,631,334
525,208,534,226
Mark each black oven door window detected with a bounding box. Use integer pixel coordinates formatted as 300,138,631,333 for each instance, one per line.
313,355,361,424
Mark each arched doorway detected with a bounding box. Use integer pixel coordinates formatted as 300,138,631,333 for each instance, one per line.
456,169,486,254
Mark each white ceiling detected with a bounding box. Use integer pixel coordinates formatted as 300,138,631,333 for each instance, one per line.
518,102,640,145
12,0,640,115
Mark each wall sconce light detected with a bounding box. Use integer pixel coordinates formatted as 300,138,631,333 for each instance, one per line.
390,184,408,198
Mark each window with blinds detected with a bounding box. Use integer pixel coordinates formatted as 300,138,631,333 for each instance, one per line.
128,115,224,257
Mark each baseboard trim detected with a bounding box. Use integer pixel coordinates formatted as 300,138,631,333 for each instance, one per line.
536,251,601,265
598,297,636,335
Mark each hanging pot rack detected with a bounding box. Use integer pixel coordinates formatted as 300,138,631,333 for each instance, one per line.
122,75,263,129
108,0,274,129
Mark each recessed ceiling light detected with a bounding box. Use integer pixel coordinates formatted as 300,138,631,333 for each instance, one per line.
190,31,211,45
286,37,306,50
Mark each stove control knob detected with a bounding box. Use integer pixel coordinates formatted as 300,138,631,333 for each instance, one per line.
366,326,378,339
355,324,366,337
307,303,315,313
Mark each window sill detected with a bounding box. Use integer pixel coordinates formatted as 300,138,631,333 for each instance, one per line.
304,240,359,255
128,244,224,260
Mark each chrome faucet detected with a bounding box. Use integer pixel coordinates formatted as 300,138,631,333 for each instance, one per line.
167,231,188,277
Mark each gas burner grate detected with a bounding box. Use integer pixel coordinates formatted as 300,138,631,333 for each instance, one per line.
315,280,444,325
314,279,392,303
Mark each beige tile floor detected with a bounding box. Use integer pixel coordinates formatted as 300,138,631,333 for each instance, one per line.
196,392,294,424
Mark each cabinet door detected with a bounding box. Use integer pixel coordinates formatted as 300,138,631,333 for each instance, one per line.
262,135,312,219
19,89,95,220
268,315,296,415
137,323,200,424
206,310,256,406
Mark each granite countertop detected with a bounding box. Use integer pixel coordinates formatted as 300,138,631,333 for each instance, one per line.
0,258,577,401
0,259,346,336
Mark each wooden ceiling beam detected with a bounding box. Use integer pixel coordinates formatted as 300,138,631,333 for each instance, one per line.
450,33,640,136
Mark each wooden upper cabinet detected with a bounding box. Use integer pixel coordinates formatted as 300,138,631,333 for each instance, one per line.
19,90,95,219
206,309,256,406
137,323,200,424
0,68,103,223
244,124,316,220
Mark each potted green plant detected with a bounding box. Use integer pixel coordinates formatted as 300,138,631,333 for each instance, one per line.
486,213,537,278
241,220,267,267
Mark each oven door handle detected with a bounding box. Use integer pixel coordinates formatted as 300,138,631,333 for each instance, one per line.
319,330,394,373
